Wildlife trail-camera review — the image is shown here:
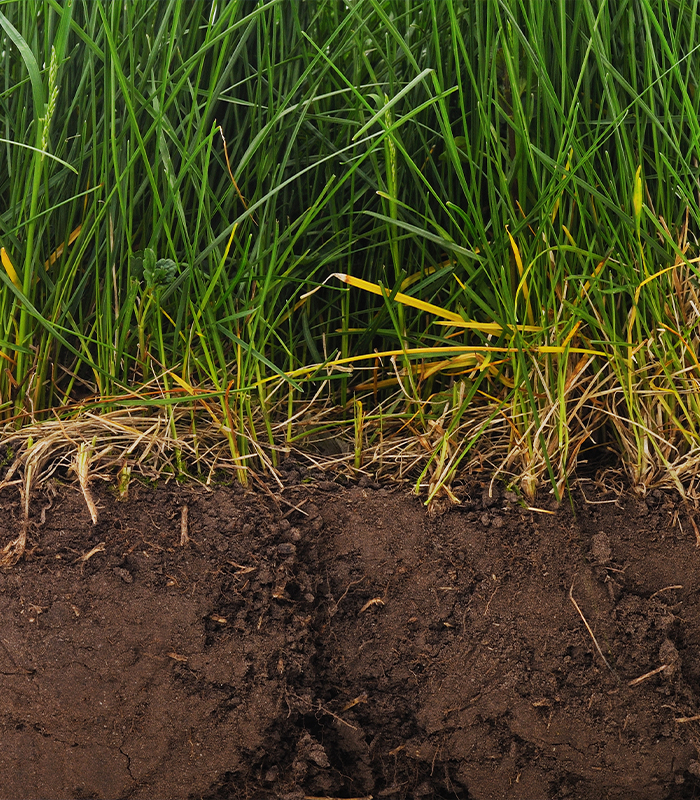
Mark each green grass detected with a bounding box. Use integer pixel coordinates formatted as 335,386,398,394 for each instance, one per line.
1,0,700,502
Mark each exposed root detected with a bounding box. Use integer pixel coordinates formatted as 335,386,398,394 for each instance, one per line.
569,578,618,680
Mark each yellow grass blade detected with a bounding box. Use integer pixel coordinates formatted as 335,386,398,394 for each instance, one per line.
506,227,525,281
45,224,82,269
657,323,700,372
453,273,467,291
420,352,480,380
537,344,602,355
633,164,643,237
221,222,238,262
433,319,541,333
506,227,534,325
334,272,541,333
168,370,226,430
561,320,582,348
334,272,464,323
168,371,196,394
1,247,22,291
277,343,609,386
634,262,681,305
355,351,513,387
561,224,577,248
400,265,437,291
580,255,608,298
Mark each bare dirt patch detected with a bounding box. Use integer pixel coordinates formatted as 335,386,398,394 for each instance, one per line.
0,472,699,799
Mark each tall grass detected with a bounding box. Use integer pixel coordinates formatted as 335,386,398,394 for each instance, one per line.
1,0,700,501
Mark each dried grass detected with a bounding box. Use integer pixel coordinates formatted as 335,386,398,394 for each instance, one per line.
1,344,700,569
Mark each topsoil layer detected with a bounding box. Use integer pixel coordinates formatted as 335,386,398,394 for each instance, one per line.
0,470,699,800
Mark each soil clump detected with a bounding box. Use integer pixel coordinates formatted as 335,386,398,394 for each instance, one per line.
0,475,699,799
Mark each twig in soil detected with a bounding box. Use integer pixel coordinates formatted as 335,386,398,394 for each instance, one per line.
334,577,366,609
74,542,106,563
689,515,700,547
280,497,309,518
288,690,358,731
227,560,256,576
251,475,282,514
341,693,368,711
675,713,700,723
648,584,683,600
180,505,189,546
167,652,188,663
484,581,499,615
578,482,623,505
628,664,670,686
360,597,384,613
569,578,619,679
317,702,358,730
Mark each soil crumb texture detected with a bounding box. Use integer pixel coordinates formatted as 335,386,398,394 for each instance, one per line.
0,476,699,800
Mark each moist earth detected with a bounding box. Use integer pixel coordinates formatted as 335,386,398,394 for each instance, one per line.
0,470,699,800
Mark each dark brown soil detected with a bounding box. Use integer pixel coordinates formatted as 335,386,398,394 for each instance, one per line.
1,471,700,800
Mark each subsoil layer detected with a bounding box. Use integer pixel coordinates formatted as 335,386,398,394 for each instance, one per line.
1,471,700,800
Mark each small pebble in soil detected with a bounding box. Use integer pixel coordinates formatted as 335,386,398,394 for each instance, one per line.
113,567,133,583
263,766,279,783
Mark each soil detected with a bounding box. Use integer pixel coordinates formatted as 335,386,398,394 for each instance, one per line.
1,468,700,800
